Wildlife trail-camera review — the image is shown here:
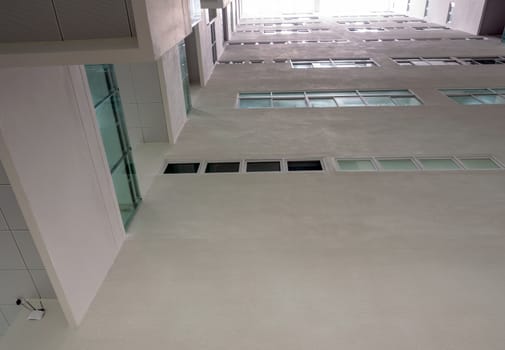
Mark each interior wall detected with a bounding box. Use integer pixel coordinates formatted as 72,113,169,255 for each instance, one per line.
185,30,202,85
0,161,55,337
0,65,125,327
114,62,169,147
158,46,188,143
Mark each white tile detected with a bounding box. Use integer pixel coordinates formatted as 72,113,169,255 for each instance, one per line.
0,305,20,325
0,310,8,336
122,103,141,128
127,127,144,149
114,64,136,104
0,270,37,304
12,231,44,269
0,231,25,269
138,103,166,128
131,62,162,103
0,186,27,230
142,126,169,143
30,270,55,299
0,162,9,185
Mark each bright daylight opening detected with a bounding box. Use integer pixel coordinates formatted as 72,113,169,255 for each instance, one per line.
241,0,394,18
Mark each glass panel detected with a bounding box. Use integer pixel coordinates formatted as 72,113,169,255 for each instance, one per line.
178,41,192,113
363,96,395,106
239,99,271,109
412,60,430,66
307,91,357,97
111,158,137,225
312,62,333,68
95,97,124,168
287,160,323,171
450,96,482,105
441,89,492,95
164,163,200,174
491,88,505,94
272,99,307,108
338,159,376,171
473,95,505,104
292,63,312,68
459,158,500,169
85,65,112,106
392,97,422,106
246,161,281,172
240,93,271,98
378,159,418,170
360,90,412,96
310,98,337,107
418,158,460,170
335,97,365,107
272,92,305,97
206,162,240,173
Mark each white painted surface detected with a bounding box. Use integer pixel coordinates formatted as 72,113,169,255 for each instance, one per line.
0,65,125,327
195,9,225,86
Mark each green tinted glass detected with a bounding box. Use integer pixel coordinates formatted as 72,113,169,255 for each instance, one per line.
338,159,376,171
335,97,365,106
378,159,418,170
363,96,395,106
450,96,482,105
418,159,460,170
459,158,500,169
473,95,505,104
240,99,271,108
393,97,422,106
272,99,307,108
310,98,337,107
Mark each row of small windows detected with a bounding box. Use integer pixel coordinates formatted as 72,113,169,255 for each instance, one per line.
217,57,505,68
227,36,486,46
337,19,425,24
238,90,421,109
394,56,505,66
240,14,407,22
163,156,503,174
440,88,505,105
243,21,321,27
364,36,486,42
236,26,449,34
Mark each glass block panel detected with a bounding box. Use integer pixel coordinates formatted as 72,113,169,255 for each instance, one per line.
359,90,412,96
287,160,323,171
418,159,460,170
378,158,418,170
164,163,200,174
473,95,505,104
335,97,365,107
272,99,307,108
459,158,500,169
392,97,422,106
310,98,337,107
239,99,271,109
246,161,281,172
205,162,240,173
338,159,376,171
363,96,395,106
450,96,482,105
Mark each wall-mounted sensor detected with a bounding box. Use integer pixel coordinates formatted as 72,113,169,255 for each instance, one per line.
16,298,45,321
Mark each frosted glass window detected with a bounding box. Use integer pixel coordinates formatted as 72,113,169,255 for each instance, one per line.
474,95,505,104
378,159,418,170
240,99,271,108
335,97,365,106
459,158,500,169
393,97,422,106
418,159,460,170
272,99,307,108
310,98,337,107
450,96,482,105
363,96,395,106
338,159,376,171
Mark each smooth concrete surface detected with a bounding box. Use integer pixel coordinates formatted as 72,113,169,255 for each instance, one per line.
0,65,125,327
195,9,225,86
131,143,171,197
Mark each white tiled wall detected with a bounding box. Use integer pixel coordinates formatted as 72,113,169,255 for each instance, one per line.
114,62,169,148
0,161,55,336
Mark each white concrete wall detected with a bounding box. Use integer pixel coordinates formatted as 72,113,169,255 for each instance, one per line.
0,161,55,337
0,65,125,327
158,46,188,143
115,62,169,146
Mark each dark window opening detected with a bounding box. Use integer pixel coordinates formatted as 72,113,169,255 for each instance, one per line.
206,162,240,173
246,161,281,172
164,163,200,174
287,160,323,171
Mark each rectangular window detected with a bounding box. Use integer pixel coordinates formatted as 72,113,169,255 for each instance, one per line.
459,158,500,170
287,160,323,172
440,88,505,105
348,27,385,32
337,159,376,171
446,2,455,24
291,58,377,69
205,162,240,173
414,26,449,31
210,22,217,64
377,158,418,171
238,90,422,109
164,163,200,174
246,161,281,172
391,56,505,66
